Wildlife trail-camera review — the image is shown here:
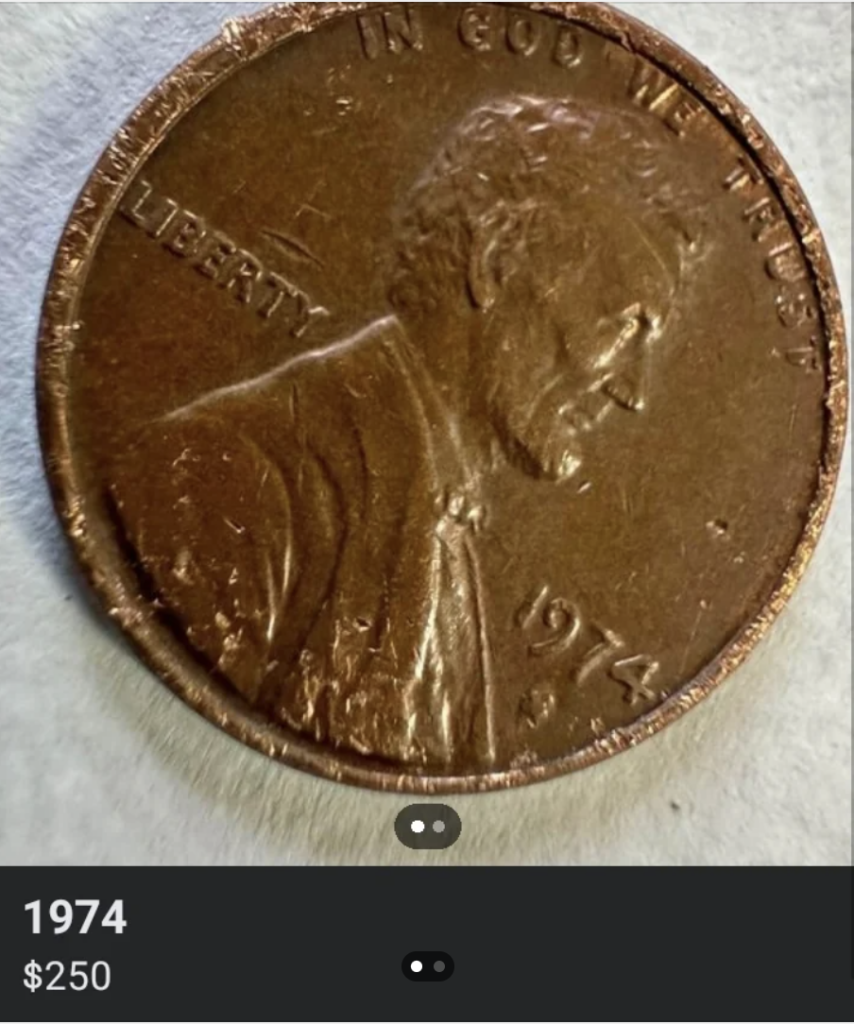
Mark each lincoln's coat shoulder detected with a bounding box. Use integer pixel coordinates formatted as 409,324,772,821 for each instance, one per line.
108,317,426,699
169,316,411,443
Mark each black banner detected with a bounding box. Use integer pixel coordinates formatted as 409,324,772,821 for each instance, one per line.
0,868,851,1018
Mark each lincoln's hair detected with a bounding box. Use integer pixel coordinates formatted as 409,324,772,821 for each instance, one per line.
388,96,705,315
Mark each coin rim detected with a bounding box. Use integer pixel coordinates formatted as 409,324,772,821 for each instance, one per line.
37,1,849,794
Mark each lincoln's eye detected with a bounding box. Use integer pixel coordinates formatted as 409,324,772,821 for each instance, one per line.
626,304,649,332
627,314,645,339
624,306,663,351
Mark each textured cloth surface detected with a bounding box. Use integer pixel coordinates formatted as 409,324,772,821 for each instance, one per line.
0,2,850,866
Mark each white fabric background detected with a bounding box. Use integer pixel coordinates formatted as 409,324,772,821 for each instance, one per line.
0,2,850,866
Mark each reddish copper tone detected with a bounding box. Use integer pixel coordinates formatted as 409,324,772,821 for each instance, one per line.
38,3,848,793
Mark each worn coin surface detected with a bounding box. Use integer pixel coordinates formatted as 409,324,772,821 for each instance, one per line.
39,2,848,793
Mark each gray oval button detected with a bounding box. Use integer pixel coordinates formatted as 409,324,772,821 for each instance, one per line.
403,952,455,982
395,805,462,850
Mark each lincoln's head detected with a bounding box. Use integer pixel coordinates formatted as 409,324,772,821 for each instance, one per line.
389,96,705,482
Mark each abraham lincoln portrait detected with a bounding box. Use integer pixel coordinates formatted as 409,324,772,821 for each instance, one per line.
111,97,700,772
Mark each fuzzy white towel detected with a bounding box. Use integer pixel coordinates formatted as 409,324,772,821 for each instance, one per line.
0,2,850,866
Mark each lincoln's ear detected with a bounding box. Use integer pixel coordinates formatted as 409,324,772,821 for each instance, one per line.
467,207,520,312
467,227,503,312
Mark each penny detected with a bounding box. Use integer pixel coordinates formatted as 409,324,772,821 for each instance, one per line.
38,3,848,793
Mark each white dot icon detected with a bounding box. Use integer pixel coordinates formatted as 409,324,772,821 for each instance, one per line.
411,820,426,834
411,960,424,974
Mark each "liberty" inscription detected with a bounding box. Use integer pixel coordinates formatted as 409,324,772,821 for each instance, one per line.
120,179,325,337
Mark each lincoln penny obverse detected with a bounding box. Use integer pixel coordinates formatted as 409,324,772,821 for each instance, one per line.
38,3,848,793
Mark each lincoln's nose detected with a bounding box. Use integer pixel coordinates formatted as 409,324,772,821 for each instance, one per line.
601,314,655,413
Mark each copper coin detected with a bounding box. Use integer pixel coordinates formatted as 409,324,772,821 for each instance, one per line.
38,2,848,793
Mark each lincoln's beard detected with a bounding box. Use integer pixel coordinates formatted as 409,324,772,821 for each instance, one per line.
480,306,590,484
489,375,585,484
